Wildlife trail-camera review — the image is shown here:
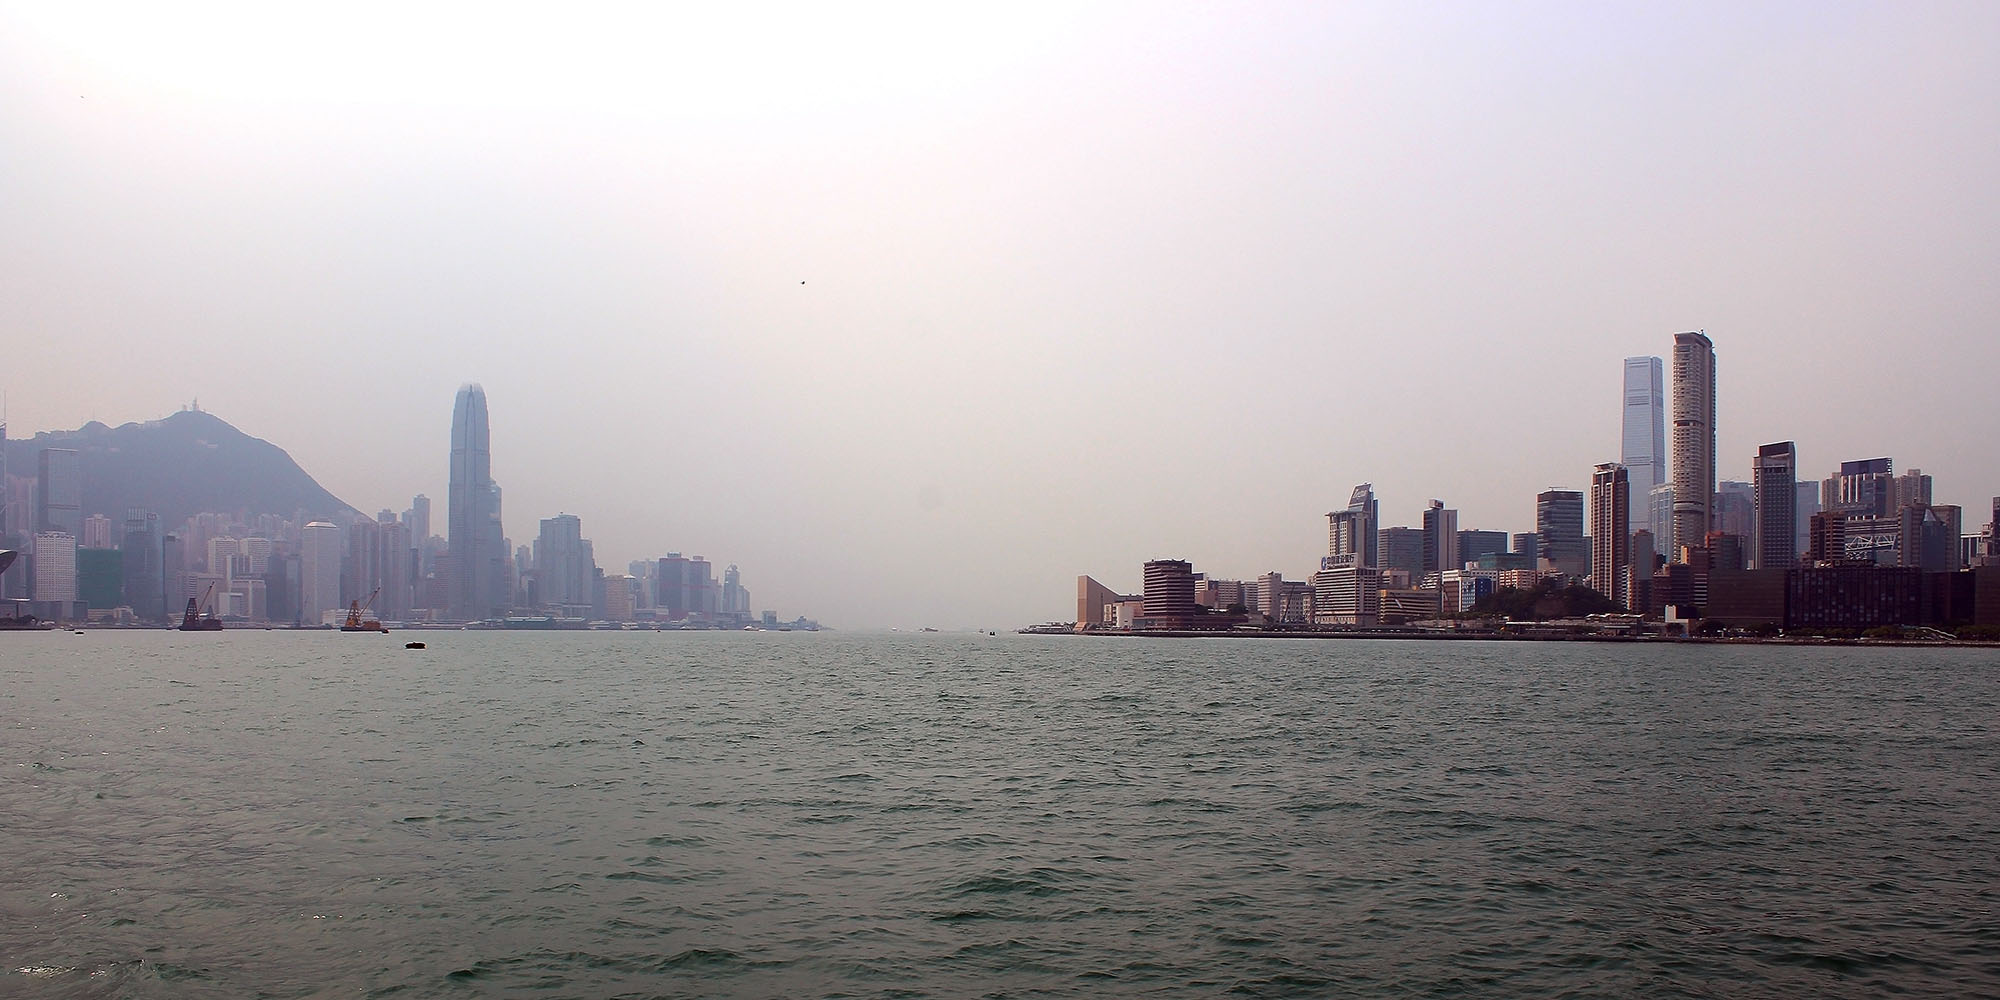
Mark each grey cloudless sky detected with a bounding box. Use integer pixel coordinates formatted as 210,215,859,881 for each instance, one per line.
3,2,1996,627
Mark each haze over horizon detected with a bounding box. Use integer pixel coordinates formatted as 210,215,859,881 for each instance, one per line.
4,2,1996,627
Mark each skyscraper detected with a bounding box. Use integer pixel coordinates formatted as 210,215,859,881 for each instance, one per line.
1589,464,1630,608
300,521,342,625
534,513,595,610
1753,442,1798,571
121,510,163,620
1316,483,1381,626
1621,357,1666,540
1670,331,1716,553
448,384,508,621
1536,489,1587,578
1420,501,1458,578
36,448,81,536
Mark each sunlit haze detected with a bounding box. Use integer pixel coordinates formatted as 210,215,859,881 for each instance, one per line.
4,2,1997,627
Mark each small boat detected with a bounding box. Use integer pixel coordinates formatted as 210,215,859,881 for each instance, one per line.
404,641,426,649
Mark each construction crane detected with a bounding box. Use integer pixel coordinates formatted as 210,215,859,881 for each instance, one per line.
341,588,388,633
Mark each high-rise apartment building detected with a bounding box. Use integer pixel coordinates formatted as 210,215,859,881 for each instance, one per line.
300,520,342,625
1537,489,1586,578
1670,331,1716,552
1648,484,1676,558
36,448,81,536
1420,501,1459,577
1589,464,1630,607
448,384,508,621
1752,442,1797,571
1621,357,1666,540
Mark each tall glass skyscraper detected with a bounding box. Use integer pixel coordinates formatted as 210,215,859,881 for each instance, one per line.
1670,331,1717,552
448,384,508,621
1620,357,1665,541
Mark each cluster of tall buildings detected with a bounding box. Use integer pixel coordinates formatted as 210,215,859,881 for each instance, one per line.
0,384,807,628
1078,331,2000,633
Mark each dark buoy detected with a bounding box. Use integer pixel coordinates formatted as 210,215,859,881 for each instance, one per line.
405,641,426,649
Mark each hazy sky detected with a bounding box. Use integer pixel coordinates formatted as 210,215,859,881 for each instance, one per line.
3,2,1996,627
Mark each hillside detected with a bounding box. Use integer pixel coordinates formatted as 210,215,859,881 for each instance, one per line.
5,409,357,530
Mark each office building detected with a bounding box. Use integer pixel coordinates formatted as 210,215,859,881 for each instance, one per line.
1512,532,1539,567
1893,469,1933,512
300,521,342,625
1378,526,1424,582
1648,483,1676,558
36,448,81,536
1901,505,1960,572
1621,356,1667,539
1714,480,1756,550
447,384,508,621
1457,530,1509,564
120,511,163,620
1670,331,1716,551
534,513,596,610
1824,458,1894,516
658,553,691,620
1794,482,1820,561
32,531,77,602
1317,483,1381,626
1328,484,1378,570
1589,464,1630,608
1537,489,1586,578
1142,559,1196,626
1420,502,1458,578
1752,442,1797,570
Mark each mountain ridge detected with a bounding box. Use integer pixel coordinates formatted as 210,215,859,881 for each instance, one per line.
4,409,358,532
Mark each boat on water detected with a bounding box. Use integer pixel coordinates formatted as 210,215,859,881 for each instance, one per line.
179,584,224,631
341,588,389,633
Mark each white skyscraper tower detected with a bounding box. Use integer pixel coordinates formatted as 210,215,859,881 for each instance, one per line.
1620,357,1666,542
300,521,342,625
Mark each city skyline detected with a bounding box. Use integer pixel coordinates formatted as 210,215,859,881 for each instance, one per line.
4,4,1998,627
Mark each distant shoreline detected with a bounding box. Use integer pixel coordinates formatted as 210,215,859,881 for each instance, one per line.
1029,629,2000,649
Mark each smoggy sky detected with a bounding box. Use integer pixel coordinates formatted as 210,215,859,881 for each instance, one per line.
3,2,1997,627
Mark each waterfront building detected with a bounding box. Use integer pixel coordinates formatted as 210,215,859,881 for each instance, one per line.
1670,331,1717,551
120,511,163,620
1439,568,1499,613
658,553,691,620
1621,356,1667,540
77,546,124,611
447,384,508,621
1536,489,1586,578
602,574,635,622
36,448,81,536
1142,559,1196,627
31,531,77,601
1317,483,1381,626
300,521,342,625
1901,505,1959,572
1752,442,1797,570
1589,464,1630,608
688,557,717,619
1420,502,1459,578
1328,484,1378,569
533,514,595,610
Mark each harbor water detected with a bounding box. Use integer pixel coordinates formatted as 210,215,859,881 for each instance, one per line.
4,631,1997,997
